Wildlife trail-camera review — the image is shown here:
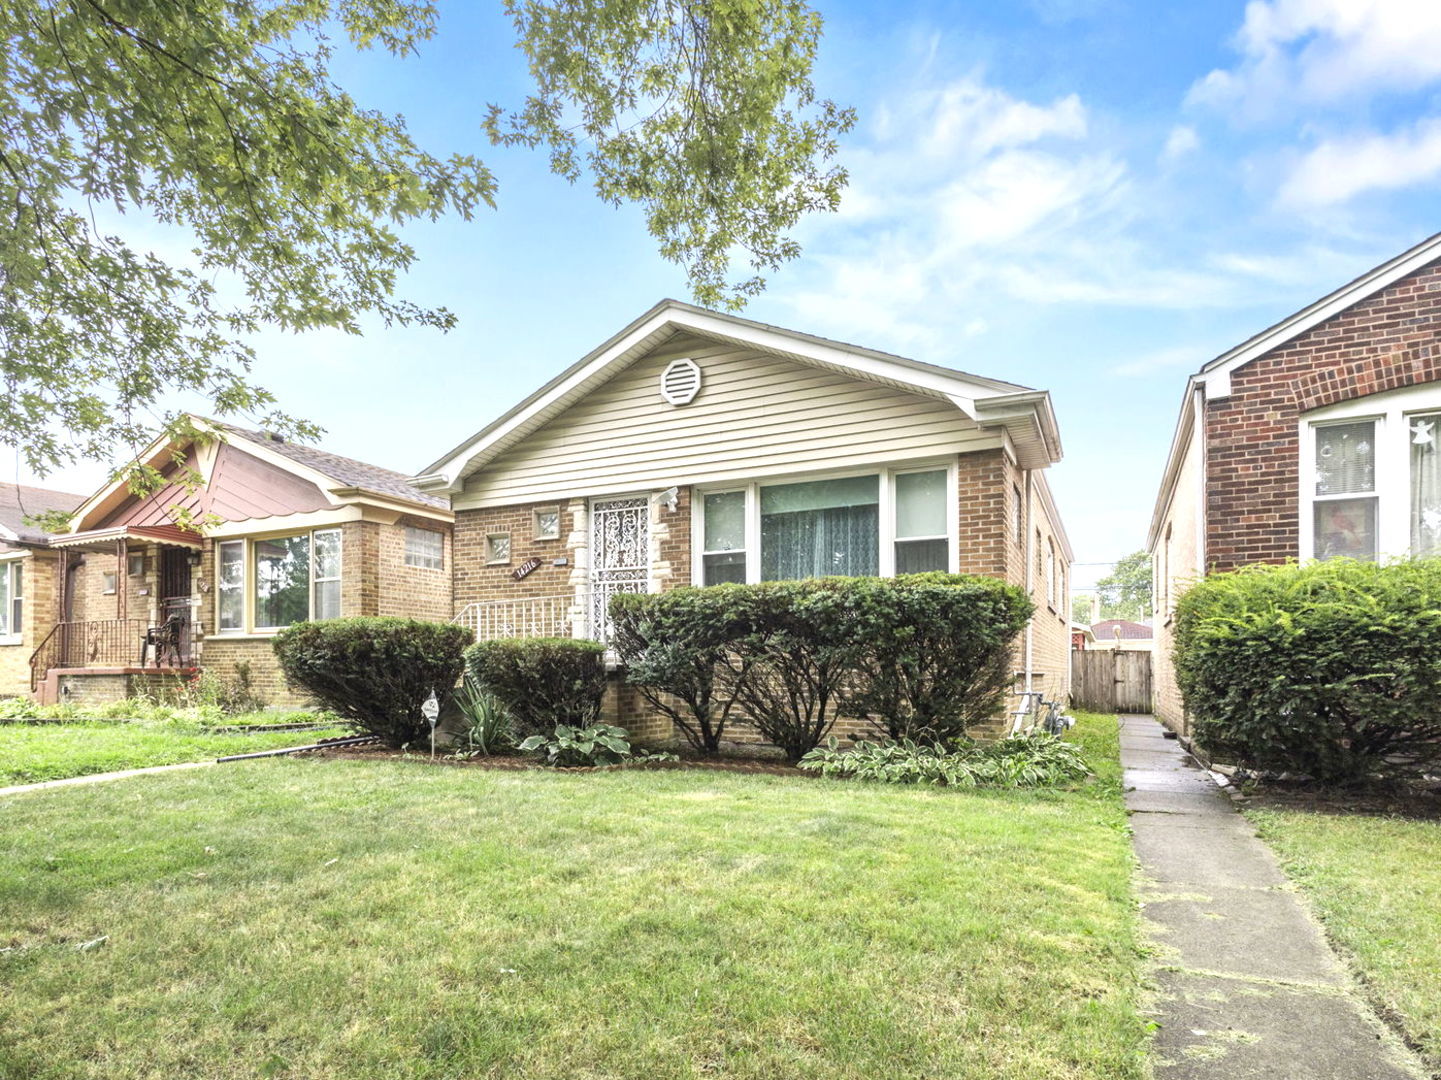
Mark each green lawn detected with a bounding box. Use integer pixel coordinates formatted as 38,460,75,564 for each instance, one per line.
0,712,1145,1080
1249,808,1441,1068
0,720,346,786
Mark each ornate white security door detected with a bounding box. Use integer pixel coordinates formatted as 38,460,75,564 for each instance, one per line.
589,496,649,642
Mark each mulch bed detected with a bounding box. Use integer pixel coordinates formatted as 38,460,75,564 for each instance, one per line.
311,741,809,777
1233,783,1441,819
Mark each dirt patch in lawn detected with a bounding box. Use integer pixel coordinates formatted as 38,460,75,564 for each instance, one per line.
1233,781,1441,820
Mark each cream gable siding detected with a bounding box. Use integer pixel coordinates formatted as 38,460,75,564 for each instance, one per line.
1152,418,1202,733
457,334,1001,508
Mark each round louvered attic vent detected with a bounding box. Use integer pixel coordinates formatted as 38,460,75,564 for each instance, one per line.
659,358,702,405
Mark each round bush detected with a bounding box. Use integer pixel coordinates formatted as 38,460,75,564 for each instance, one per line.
272,617,472,747
1173,558,1441,783
465,637,607,737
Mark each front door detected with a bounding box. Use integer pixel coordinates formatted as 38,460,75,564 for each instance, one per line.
590,496,649,642
159,547,193,663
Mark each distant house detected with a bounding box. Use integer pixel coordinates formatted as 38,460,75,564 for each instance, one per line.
1149,232,1441,734
16,418,452,704
416,300,1075,743
1086,619,1154,652
1070,623,1096,650
0,482,86,696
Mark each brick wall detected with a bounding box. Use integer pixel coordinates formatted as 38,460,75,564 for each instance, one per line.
956,449,1013,578
378,516,453,620
454,499,575,609
199,636,313,708
1205,259,1441,572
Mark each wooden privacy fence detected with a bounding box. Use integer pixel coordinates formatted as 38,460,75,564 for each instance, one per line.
1072,649,1153,713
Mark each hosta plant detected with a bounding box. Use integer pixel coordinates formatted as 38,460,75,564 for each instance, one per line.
519,723,635,767
798,732,1089,788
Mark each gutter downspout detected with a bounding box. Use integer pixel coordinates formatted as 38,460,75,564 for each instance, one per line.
1023,469,1035,704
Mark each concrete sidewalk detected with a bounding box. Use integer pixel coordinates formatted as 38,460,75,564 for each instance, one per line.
0,760,214,798
1121,714,1427,1079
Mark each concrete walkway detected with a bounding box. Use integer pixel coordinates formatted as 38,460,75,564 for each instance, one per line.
0,760,215,799
1121,714,1427,1079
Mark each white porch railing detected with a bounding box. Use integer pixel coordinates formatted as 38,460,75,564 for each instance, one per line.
454,593,591,643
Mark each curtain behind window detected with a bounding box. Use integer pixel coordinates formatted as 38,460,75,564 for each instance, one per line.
1412,414,1441,555
761,475,879,580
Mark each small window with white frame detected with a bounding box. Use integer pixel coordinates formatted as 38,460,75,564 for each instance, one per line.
1046,537,1056,609
894,469,949,573
486,533,512,565
403,526,445,570
533,506,561,542
1311,419,1378,560
701,490,747,584
217,540,244,631
0,560,22,637
102,571,117,595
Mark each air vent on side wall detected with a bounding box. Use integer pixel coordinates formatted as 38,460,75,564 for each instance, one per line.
659,358,702,406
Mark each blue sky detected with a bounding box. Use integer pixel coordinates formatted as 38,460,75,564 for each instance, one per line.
12,0,1441,585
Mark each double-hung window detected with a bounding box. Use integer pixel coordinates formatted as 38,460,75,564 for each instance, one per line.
1302,384,1441,561
0,560,22,638
696,466,953,585
216,529,342,632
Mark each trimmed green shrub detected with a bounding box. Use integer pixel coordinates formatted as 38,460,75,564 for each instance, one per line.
718,578,864,764
465,637,607,737
799,732,1089,787
844,573,1033,742
609,586,755,754
1173,558,1441,783
272,617,472,747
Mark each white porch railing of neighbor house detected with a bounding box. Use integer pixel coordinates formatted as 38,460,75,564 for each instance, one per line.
454,594,587,643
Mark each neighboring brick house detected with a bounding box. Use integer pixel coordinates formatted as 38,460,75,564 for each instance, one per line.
416,300,1074,745
0,482,86,697
1149,232,1441,735
22,418,452,705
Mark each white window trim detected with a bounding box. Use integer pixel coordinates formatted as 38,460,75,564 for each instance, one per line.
691,461,960,585
214,528,345,635
0,556,23,644
1299,382,1441,561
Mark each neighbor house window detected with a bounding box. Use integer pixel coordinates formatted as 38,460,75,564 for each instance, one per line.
1312,420,1377,560
1302,385,1441,561
533,506,561,541
894,469,949,573
0,560,22,637
696,467,955,584
233,528,343,631
1013,485,1024,541
102,571,117,595
217,540,244,631
403,526,445,570
486,533,511,565
128,553,145,577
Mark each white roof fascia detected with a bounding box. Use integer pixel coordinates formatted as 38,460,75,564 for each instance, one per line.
1198,231,1441,400
423,300,1048,489
1146,379,1200,552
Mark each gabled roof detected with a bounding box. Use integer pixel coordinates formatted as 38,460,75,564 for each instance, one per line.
0,482,86,546
1148,231,1441,551
1198,230,1441,398
1091,618,1153,641
68,416,448,534
417,299,1061,491
214,423,446,510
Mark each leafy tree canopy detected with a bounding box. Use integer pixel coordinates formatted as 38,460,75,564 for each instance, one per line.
1,0,853,489
1094,550,1152,621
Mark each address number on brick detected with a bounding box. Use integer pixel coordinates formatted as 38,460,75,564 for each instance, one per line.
511,557,543,581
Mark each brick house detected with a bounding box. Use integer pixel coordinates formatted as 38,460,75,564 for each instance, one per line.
15,418,452,705
415,300,1074,743
0,482,86,697
1149,232,1441,735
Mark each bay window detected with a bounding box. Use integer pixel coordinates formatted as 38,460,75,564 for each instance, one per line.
695,466,955,584
1302,384,1441,561
0,560,22,638
215,529,342,632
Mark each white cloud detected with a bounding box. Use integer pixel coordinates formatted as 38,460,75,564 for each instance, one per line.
1280,117,1441,206
1190,0,1441,112
1162,125,1200,162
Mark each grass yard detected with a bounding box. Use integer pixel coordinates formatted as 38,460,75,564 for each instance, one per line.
0,711,1146,1079
1248,808,1441,1068
0,720,346,786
